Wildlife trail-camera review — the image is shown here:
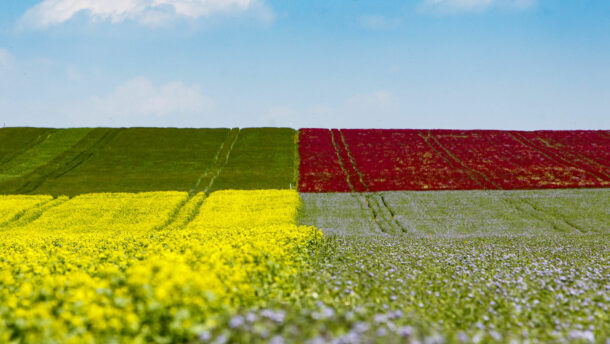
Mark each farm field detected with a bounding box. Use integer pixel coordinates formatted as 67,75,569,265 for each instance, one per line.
299,189,610,236
0,127,608,343
298,129,610,192
0,190,320,342
0,127,297,196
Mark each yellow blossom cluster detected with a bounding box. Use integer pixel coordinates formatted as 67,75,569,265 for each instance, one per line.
0,190,321,343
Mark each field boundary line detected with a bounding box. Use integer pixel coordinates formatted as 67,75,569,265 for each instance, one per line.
292,130,300,190
509,132,606,184
533,136,610,180
1,196,69,229
418,132,489,190
12,129,122,194
0,129,56,168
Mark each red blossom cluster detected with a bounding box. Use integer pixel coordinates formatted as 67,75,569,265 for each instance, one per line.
298,129,610,192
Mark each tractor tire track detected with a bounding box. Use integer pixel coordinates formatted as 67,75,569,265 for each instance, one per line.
532,136,610,180
509,132,607,184
0,129,56,168
9,129,122,194
159,129,240,232
1,196,69,229
500,194,583,234
420,131,500,190
334,129,409,235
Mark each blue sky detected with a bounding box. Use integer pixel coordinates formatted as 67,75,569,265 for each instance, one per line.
0,0,608,129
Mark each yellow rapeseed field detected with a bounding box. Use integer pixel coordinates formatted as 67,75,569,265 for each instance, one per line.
0,190,321,343
0,195,53,224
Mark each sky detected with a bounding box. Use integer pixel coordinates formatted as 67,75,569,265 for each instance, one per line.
0,0,609,129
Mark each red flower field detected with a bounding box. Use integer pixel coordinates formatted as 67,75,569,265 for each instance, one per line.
298,129,610,192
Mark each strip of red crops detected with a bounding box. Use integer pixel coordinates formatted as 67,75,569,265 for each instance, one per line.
298,129,610,192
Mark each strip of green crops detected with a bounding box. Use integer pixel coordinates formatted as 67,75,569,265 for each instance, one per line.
300,189,610,236
0,128,92,182
209,128,297,191
0,128,55,166
0,127,298,196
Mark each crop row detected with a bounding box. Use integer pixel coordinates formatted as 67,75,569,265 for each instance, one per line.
0,190,320,342
298,129,610,192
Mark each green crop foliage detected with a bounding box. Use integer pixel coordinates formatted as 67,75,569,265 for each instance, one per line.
200,233,609,343
301,189,610,236
210,128,297,192
0,128,298,196
0,128,231,196
0,128,54,166
0,128,92,183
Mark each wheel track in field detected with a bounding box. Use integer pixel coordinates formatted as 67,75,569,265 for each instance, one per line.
10,128,123,194
158,128,240,232
0,129,56,168
0,196,69,229
534,136,610,179
509,132,608,185
331,129,409,235
419,131,500,190
499,193,584,234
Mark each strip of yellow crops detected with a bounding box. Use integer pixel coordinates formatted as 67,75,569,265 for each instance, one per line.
0,190,321,343
0,195,53,224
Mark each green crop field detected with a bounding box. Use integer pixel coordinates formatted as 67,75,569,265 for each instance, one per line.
0,127,297,196
209,128,297,192
0,128,55,166
299,189,610,236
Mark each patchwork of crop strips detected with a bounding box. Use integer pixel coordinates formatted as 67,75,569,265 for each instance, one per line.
0,190,321,343
201,234,610,343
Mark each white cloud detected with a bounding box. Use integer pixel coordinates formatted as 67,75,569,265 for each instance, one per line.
0,49,14,70
22,0,269,28
64,77,216,126
422,0,535,12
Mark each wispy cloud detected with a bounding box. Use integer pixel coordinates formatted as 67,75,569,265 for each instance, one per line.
0,49,13,70
64,77,216,126
422,0,536,13
263,90,401,128
21,0,272,28
360,15,402,31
